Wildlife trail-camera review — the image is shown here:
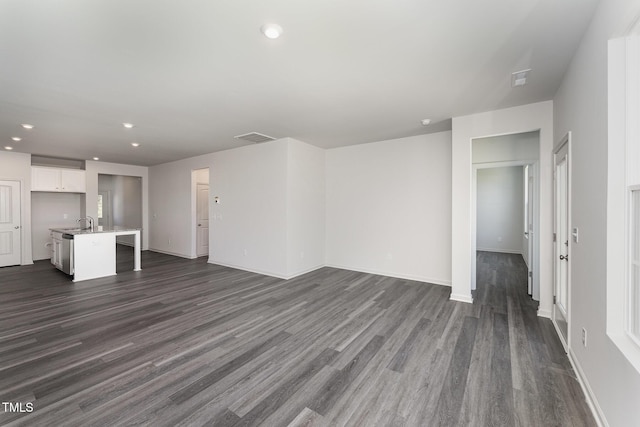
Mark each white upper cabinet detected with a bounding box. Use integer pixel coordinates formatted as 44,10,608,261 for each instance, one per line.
32,166,86,193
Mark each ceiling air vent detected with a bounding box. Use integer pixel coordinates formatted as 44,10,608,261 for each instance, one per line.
234,132,276,143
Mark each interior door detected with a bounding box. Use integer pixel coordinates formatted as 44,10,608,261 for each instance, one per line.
527,173,534,295
196,183,209,257
554,142,570,344
0,180,21,267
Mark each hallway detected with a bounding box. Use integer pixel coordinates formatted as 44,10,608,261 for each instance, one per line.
473,251,594,426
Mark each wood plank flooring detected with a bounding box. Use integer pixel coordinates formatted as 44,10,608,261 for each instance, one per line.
0,248,596,426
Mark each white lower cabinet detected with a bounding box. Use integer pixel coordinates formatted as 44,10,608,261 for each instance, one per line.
51,232,63,269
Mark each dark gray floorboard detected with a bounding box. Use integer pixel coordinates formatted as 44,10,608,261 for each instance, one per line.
0,248,596,426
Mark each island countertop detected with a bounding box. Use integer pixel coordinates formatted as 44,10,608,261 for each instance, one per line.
50,225,141,235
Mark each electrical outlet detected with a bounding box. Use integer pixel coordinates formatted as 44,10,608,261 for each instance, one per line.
168,239,171,246
243,249,248,256
582,328,587,347
497,236,503,242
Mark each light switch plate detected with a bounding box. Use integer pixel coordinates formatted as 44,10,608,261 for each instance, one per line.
572,227,579,243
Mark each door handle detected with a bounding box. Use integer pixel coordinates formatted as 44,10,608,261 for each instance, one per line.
198,224,201,226
14,226,20,229
559,254,569,261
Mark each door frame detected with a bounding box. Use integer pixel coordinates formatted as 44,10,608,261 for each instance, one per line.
471,160,540,299
552,131,572,350
526,165,535,295
0,179,22,267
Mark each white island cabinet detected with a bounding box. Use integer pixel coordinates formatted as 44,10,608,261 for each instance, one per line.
50,226,141,282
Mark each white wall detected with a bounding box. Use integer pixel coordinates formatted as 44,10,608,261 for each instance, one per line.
85,161,149,250
150,138,325,278
149,155,213,258
31,192,82,260
0,151,33,264
553,0,640,425
210,140,289,276
451,101,553,307
476,167,524,254
326,132,452,285
472,131,539,163
287,139,325,276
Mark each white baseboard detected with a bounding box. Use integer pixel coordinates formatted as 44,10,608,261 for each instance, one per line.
208,260,451,285
207,260,324,280
450,293,474,304
477,247,523,255
285,265,326,280
537,308,552,318
149,248,197,259
568,348,608,427
324,263,451,287
208,260,289,279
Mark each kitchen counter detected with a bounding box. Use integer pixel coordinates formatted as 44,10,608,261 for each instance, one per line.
50,225,140,235
50,226,141,282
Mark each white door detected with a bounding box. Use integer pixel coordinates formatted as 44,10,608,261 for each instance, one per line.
196,183,209,257
554,141,570,344
527,173,534,295
0,181,21,267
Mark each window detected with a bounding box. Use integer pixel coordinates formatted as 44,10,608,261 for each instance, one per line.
607,31,640,373
97,194,103,219
630,187,640,343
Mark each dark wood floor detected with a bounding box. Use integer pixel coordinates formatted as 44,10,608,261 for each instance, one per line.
0,248,595,426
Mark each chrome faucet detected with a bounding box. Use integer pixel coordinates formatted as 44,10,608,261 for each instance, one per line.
77,216,95,231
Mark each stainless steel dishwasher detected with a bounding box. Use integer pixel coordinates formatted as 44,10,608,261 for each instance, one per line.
61,234,74,275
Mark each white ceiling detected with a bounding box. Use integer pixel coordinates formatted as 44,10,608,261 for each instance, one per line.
0,0,599,166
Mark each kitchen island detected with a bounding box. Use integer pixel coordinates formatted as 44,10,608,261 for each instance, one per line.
50,226,141,282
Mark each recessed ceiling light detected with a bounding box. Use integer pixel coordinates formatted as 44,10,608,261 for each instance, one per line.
122,123,135,129
5,146,13,150
21,124,34,130
421,119,431,126
511,69,531,87
11,137,21,142
131,142,140,147
92,157,100,161
261,23,283,39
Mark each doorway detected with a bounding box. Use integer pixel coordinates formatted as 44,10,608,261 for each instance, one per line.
553,133,571,346
192,168,210,258
471,131,540,300
98,190,112,229
0,180,21,267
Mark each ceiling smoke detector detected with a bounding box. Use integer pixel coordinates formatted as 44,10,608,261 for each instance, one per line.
234,132,276,143
511,69,531,87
